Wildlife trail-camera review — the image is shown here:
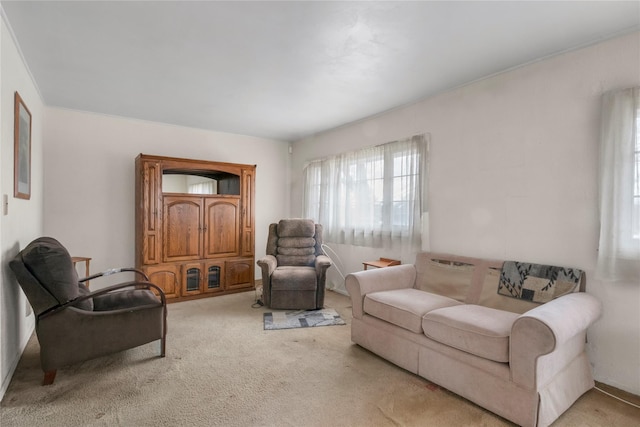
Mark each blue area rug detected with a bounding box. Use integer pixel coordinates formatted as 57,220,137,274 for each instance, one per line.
263,308,346,330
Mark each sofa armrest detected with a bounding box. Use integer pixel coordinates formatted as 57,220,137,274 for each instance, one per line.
510,292,602,389
345,264,417,319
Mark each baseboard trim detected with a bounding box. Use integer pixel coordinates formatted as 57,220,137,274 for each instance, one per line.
595,381,640,408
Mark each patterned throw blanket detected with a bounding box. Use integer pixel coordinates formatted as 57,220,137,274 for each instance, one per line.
498,261,583,303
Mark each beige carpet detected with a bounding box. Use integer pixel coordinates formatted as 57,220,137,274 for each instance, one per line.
1,290,638,426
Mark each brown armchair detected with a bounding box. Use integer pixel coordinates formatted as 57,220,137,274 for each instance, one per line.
9,237,167,385
257,219,331,310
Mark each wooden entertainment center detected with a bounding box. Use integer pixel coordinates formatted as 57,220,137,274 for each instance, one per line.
135,154,255,302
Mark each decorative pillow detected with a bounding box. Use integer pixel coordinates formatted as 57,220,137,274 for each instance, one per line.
497,261,583,304
21,237,80,305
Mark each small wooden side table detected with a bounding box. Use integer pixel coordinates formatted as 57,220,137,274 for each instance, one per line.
71,256,92,287
362,257,401,270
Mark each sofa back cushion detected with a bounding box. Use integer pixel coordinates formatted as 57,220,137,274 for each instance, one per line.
476,267,539,314
415,257,474,302
416,252,585,314
415,252,498,304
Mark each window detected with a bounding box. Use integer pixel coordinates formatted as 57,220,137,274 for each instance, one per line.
597,86,640,281
303,134,428,250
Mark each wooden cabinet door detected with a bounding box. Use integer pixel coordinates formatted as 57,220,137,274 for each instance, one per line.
204,197,239,258
241,168,255,256
225,258,254,290
144,264,180,299
140,160,162,265
203,260,225,294
163,196,203,262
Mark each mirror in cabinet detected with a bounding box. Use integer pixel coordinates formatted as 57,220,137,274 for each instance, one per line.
162,170,240,195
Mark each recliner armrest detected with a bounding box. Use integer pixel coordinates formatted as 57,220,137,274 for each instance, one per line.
256,255,277,275
315,255,332,273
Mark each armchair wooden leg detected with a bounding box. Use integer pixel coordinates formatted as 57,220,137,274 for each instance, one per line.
160,306,167,357
43,370,57,385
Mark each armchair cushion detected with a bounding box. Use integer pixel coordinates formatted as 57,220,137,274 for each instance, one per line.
72,283,94,311
271,267,317,291
278,237,316,248
277,219,315,237
21,237,80,305
93,289,161,311
276,254,316,266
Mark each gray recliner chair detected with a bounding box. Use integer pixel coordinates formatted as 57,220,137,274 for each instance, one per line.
9,236,167,385
257,219,331,310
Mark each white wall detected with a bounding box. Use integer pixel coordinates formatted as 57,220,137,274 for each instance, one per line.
0,14,44,398
43,109,291,284
291,32,640,395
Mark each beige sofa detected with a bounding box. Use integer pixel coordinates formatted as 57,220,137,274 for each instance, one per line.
345,252,602,427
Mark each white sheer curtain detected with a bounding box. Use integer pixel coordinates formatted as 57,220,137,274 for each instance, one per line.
303,134,428,251
597,86,640,281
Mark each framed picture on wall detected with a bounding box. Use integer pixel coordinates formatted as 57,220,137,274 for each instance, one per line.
14,91,32,200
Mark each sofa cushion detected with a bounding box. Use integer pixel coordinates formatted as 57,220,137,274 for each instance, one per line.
364,289,462,333
422,305,519,363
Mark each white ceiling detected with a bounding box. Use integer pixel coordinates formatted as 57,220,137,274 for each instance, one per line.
1,1,639,142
